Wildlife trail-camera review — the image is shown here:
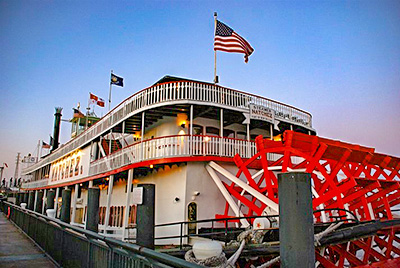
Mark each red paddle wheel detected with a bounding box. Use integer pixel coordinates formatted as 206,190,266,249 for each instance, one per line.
213,130,400,267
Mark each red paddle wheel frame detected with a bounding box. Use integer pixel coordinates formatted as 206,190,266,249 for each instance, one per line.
215,130,400,267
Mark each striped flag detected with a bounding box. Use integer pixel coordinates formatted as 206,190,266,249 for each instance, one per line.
89,93,105,107
214,20,254,63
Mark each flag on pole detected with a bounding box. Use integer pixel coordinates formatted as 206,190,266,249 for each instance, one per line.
89,93,105,107
97,98,105,107
111,73,124,87
73,108,85,118
214,20,254,63
89,92,98,104
42,141,51,149
3,163,8,168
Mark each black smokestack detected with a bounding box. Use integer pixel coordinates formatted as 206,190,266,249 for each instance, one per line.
51,107,63,152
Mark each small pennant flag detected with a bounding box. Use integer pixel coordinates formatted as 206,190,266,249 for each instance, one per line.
42,141,51,149
111,73,124,87
3,163,8,168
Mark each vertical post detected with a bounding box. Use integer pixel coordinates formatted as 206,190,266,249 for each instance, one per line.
123,169,134,239
136,184,155,249
27,191,35,210
214,12,218,84
60,188,72,223
42,189,47,214
109,130,113,155
270,124,274,140
46,189,56,209
0,167,3,186
37,140,42,161
190,105,193,155
141,112,145,161
278,172,315,268
85,96,90,130
54,188,60,212
86,187,100,233
71,184,79,224
108,70,113,111
33,190,38,211
14,152,21,185
220,108,223,156
104,175,114,231
16,193,20,206
35,190,44,213
23,192,29,205
246,123,250,157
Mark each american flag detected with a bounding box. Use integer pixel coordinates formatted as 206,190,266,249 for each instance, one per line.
214,20,254,63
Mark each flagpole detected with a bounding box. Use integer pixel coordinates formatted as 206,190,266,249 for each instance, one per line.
86,93,90,130
37,140,42,160
109,70,113,111
214,12,218,84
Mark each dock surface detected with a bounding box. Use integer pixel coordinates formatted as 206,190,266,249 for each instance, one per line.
0,212,57,268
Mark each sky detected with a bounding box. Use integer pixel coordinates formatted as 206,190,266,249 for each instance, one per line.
0,0,399,180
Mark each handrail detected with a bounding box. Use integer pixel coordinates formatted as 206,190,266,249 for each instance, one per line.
88,135,257,177
1,201,202,268
23,80,313,175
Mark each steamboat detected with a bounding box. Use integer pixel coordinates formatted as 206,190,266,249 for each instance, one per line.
19,75,400,267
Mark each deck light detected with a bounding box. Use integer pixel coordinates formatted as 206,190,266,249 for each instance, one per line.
150,164,154,169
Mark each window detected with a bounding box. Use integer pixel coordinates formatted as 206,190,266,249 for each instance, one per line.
193,124,203,135
188,202,197,235
206,127,219,136
223,129,235,138
237,131,246,140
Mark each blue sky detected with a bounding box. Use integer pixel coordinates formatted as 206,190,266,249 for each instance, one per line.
1,0,399,179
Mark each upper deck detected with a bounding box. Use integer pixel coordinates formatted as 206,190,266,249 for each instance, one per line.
22,77,314,187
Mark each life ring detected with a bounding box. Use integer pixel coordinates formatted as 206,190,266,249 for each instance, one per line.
7,207,10,219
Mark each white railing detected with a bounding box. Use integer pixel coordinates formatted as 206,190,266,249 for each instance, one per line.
89,135,257,176
23,81,312,175
21,178,49,189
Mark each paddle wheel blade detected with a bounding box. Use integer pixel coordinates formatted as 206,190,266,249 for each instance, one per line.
208,130,400,267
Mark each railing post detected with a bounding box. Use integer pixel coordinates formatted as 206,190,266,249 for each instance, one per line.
16,192,21,206
180,222,183,249
86,187,100,233
35,190,44,213
136,184,155,249
27,191,35,210
23,192,29,205
278,172,315,267
46,189,56,210
60,188,72,223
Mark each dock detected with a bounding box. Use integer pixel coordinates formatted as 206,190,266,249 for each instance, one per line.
0,212,57,268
